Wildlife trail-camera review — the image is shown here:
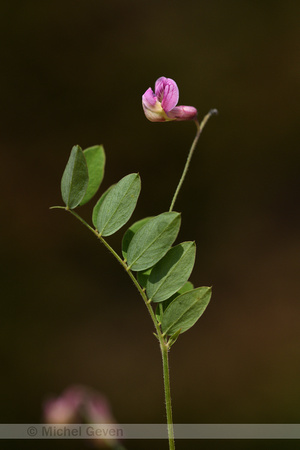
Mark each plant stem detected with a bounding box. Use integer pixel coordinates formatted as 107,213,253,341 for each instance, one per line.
53,206,176,450
161,340,175,450
169,109,218,212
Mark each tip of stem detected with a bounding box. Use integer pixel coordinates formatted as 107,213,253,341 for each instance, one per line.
209,108,219,116
49,205,67,210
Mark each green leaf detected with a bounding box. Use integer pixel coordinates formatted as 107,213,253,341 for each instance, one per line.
155,281,194,323
122,217,152,261
146,241,196,303
80,145,106,206
61,145,89,209
96,173,141,236
126,212,181,272
161,287,211,336
92,185,114,228
137,268,152,288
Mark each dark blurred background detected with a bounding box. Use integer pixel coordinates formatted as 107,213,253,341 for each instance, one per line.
1,0,299,449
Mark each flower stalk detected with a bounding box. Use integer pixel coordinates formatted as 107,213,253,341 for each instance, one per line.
169,109,218,212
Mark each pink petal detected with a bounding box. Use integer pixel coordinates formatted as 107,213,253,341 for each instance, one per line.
155,77,179,112
142,86,169,122
155,77,168,102
167,105,198,121
142,87,157,108
43,386,85,423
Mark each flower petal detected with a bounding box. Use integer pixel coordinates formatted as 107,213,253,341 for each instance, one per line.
142,87,157,108
142,104,170,122
142,86,173,122
166,105,198,121
155,77,168,102
155,77,179,112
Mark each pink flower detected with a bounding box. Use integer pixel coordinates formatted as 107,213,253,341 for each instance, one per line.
43,385,121,448
43,385,116,425
43,385,83,423
142,76,198,122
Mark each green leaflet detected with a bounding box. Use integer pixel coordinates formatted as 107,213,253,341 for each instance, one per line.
161,287,212,335
126,212,181,272
61,145,89,209
155,281,194,323
80,145,106,206
122,217,152,261
146,241,196,303
95,173,141,236
92,185,114,228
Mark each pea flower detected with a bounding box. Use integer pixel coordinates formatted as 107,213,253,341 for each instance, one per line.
142,76,198,122
43,385,123,448
43,385,116,424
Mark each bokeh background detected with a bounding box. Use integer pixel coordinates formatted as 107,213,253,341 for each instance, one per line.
1,1,300,449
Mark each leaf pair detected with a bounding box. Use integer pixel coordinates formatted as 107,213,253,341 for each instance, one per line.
61,145,141,237
61,145,105,209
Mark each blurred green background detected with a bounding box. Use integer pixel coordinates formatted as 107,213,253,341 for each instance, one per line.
1,0,300,449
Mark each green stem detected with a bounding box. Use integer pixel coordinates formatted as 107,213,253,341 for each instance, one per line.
52,206,176,449
169,109,218,212
161,340,175,450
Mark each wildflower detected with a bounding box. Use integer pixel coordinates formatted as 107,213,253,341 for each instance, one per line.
142,76,198,122
43,385,122,448
43,385,83,423
43,385,116,424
